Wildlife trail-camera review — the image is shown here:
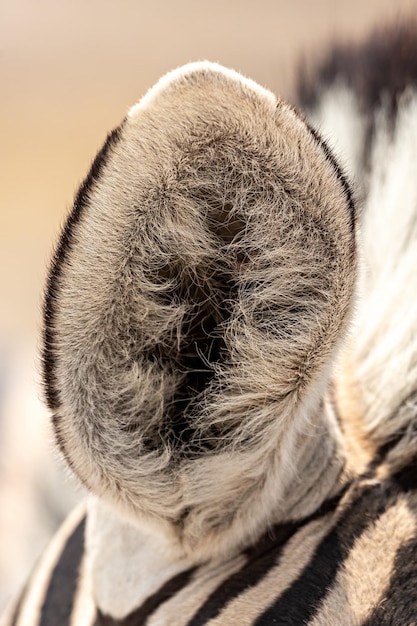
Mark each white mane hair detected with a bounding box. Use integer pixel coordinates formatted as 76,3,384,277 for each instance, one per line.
304,79,417,471
43,61,356,560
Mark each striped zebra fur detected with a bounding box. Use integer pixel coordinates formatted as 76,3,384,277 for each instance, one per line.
4,469,417,625
4,22,417,626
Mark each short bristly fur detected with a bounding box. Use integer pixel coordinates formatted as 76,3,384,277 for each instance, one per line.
42,62,356,560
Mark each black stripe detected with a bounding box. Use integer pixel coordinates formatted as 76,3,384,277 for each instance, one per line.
298,23,417,124
185,523,300,626
9,581,29,626
360,531,417,626
298,23,417,171
253,479,403,625
376,422,417,469
391,455,417,492
185,486,350,626
39,516,86,626
95,567,196,626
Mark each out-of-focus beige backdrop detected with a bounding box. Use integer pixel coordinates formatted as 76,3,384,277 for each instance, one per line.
2,0,417,610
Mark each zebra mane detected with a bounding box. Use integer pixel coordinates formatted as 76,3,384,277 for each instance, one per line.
42,62,356,559
299,23,417,472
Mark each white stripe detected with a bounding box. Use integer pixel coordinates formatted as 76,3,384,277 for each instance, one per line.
70,553,96,626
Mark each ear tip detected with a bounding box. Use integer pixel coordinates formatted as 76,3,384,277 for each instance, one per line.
127,61,277,121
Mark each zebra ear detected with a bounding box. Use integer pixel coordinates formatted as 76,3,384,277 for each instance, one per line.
42,62,356,555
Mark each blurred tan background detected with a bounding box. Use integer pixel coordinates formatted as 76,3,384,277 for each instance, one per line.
2,0,417,611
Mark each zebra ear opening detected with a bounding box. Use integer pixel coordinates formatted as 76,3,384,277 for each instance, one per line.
42,62,356,554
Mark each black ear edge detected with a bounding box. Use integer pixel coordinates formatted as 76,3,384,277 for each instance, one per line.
306,120,356,235
42,121,126,411
285,100,357,235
